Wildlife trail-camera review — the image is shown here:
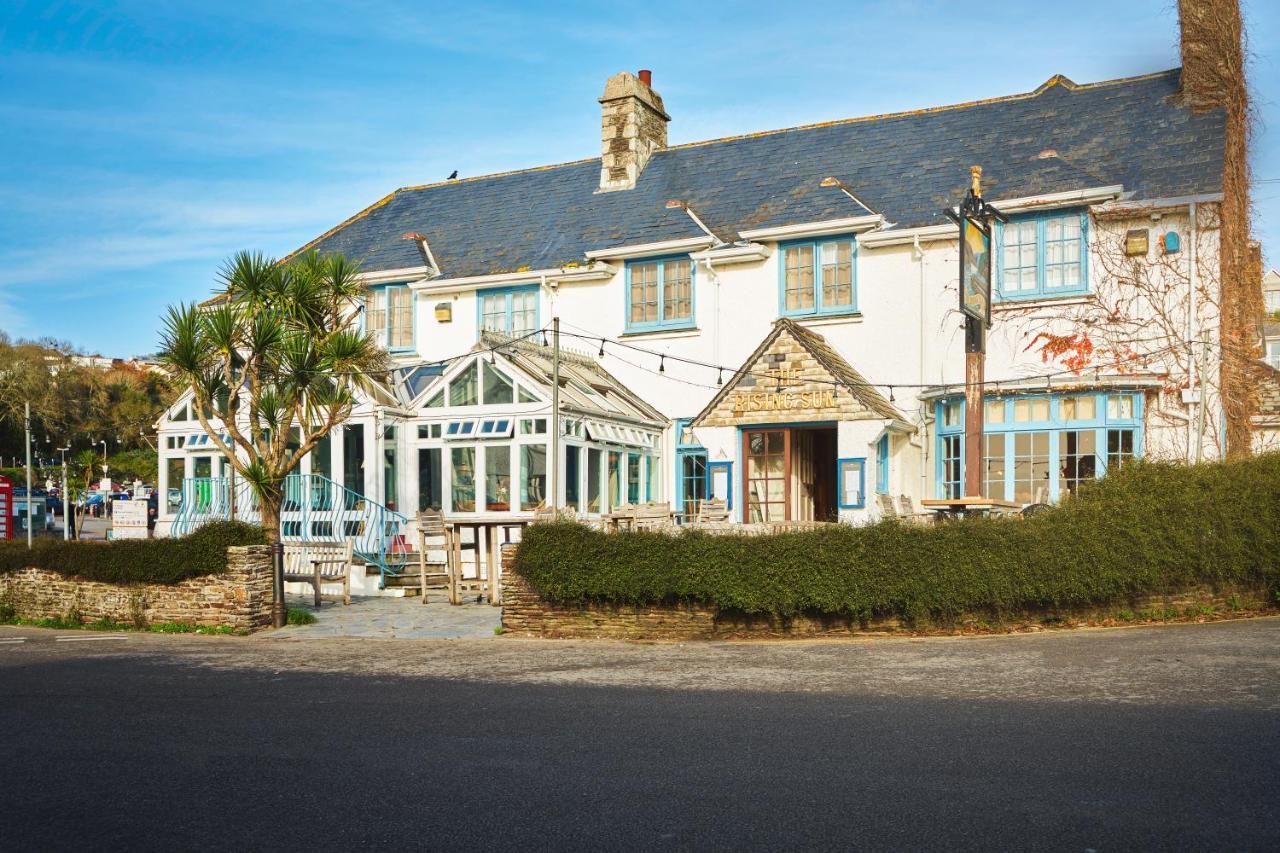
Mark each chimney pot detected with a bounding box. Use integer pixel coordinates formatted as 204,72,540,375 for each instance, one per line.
638,69,652,86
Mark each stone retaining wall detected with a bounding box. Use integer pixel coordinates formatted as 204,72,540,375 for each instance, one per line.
0,545,273,632
499,545,1274,640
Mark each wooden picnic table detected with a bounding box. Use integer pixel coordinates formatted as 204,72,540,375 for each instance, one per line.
444,513,534,605
918,497,1023,521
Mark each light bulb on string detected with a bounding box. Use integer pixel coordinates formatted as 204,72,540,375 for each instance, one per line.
598,339,606,358
541,330,549,347
716,368,723,386
888,385,895,402
658,355,665,373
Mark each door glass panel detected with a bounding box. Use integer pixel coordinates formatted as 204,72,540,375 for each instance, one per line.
565,445,580,511
586,448,602,513
745,430,787,523
451,447,475,512
521,444,547,510
485,446,511,511
417,448,442,511
680,452,708,519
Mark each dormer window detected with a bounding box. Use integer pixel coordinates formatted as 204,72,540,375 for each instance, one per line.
364,283,415,352
479,285,539,338
779,237,856,318
996,210,1088,301
626,257,694,333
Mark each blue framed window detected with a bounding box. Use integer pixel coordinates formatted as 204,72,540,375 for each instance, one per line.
477,285,539,338
779,236,857,318
875,434,889,494
995,210,1089,301
364,283,415,352
626,256,695,332
837,458,866,509
935,391,1143,503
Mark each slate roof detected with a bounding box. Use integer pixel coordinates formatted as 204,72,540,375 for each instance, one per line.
691,318,903,426
294,69,1223,279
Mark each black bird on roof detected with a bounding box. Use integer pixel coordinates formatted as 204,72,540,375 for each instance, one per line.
448,170,458,180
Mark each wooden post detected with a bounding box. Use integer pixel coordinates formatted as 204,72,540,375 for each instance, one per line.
964,335,984,498
449,526,462,605
488,525,500,606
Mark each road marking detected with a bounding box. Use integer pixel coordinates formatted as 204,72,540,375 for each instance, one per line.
0,638,27,644
55,636,130,642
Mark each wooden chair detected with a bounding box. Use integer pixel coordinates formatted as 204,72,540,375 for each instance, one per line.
695,499,730,524
282,540,354,607
876,493,899,520
416,509,452,604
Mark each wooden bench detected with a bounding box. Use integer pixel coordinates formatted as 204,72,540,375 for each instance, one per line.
282,540,354,607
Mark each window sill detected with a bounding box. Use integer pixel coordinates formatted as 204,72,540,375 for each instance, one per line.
993,293,1092,312
620,326,702,340
787,311,863,327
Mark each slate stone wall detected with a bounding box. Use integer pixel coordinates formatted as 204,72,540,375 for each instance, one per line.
0,545,273,632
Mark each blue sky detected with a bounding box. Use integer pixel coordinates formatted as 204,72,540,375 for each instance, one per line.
1,0,1277,356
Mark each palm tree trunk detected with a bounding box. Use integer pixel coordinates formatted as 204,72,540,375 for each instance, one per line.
259,496,282,544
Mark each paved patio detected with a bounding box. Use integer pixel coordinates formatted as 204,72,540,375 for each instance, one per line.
269,594,501,639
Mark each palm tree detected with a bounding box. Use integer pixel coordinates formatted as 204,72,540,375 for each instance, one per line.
158,251,389,542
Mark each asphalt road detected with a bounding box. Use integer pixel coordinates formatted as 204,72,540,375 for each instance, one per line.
2,619,1278,852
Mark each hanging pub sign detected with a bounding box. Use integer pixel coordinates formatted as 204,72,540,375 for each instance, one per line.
943,166,1006,336
960,216,992,325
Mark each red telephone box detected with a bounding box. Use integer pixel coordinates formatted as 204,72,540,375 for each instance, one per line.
0,475,12,540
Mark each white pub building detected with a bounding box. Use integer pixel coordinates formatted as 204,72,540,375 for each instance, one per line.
156,67,1231,545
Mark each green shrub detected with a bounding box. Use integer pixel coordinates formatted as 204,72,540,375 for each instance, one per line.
0,521,268,585
286,608,317,626
514,453,1280,622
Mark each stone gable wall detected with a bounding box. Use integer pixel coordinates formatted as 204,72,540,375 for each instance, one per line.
697,329,877,427
0,545,273,632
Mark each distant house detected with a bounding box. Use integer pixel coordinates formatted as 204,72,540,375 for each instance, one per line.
157,66,1237,537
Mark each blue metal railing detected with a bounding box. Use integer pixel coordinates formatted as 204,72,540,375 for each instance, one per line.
171,474,412,588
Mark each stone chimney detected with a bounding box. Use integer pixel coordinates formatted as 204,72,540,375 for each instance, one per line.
598,69,670,192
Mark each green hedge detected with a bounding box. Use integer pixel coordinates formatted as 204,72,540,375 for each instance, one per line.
0,521,269,585
514,453,1280,621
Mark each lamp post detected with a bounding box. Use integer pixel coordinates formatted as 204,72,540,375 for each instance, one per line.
57,446,71,540
24,402,33,549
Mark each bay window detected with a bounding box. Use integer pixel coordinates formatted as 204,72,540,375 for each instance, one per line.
937,392,1143,503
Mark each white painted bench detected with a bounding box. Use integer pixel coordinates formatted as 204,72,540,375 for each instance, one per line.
283,540,354,607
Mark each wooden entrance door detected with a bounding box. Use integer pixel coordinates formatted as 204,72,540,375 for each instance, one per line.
743,429,790,522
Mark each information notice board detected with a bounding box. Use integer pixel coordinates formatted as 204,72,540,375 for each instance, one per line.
112,499,149,540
